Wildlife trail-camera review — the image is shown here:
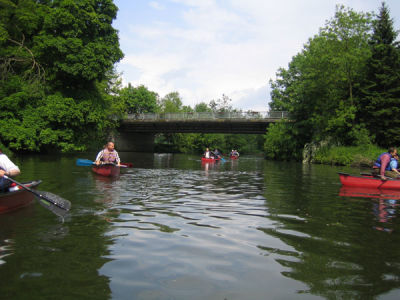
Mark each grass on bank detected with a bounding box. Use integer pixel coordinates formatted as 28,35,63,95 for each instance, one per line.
313,145,385,167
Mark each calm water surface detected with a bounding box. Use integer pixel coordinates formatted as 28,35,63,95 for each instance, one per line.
0,153,400,299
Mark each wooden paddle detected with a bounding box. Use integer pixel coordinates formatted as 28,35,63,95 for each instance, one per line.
4,175,71,212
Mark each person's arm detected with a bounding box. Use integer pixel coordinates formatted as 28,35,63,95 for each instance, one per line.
380,154,390,177
115,151,121,165
0,168,20,177
0,156,21,177
95,150,103,165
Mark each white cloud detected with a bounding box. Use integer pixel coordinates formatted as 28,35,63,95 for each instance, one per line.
114,0,400,110
149,1,165,10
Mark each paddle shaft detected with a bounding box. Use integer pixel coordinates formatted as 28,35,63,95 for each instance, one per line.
76,158,132,167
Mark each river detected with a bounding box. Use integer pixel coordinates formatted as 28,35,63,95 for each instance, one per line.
0,153,399,299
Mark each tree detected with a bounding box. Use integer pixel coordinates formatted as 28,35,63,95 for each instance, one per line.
267,5,372,159
159,92,183,113
209,94,233,113
0,0,125,152
358,2,400,146
119,84,158,114
194,102,212,112
33,0,123,88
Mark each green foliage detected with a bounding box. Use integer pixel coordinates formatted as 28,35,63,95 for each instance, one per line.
0,0,124,153
267,4,399,162
120,84,158,114
34,0,123,86
194,102,212,112
159,92,183,113
358,2,400,146
313,144,384,166
264,122,301,160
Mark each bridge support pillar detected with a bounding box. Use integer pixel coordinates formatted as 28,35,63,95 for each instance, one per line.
114,132,155,152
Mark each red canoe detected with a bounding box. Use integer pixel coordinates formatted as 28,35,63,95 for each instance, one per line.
201,157,220,163
339,172,400,190
230,156,239,160
92,164,122,177
0,181,41,214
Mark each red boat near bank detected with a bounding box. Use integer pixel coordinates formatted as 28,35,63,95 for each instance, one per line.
339,172,400,190
0,181,41,214
230,156,239,160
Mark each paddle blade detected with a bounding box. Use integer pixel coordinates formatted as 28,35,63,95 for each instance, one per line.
38,197,70,217
121,162,133,168
34,190,71,210
76,158,94,166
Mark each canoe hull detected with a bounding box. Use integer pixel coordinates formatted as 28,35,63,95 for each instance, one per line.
230,156,239,160
92,164,120,177
339,173,400,190
201,157,220,163
0,181,41,214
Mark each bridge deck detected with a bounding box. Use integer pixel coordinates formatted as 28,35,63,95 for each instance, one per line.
120,111,289,134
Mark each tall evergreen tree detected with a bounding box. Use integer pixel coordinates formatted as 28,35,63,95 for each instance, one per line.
358,2,400,146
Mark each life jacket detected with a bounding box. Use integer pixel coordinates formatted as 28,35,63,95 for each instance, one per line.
100,149,118,163
374,152,392,170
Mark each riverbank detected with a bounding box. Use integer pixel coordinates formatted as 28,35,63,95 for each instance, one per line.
312,144,384,167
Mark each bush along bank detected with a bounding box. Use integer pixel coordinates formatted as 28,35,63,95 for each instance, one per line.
311,145,384,167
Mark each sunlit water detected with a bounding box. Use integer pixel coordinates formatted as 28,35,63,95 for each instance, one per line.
0,153,400,299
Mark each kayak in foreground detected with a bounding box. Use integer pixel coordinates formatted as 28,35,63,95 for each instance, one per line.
338,172,400,190
92,163,126,177
0,181,41,214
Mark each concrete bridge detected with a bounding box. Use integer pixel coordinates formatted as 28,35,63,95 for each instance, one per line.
116,111,289,151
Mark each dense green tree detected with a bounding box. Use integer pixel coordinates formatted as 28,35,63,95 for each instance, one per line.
358,2,400,146
34,0,123,88
0,0,124,152
119,84,158,114
267,5,372,159
159,92,184,113
194,102,212,112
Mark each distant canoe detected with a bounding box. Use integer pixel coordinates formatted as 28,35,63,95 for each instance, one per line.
230,156,239,160
92,164,121,177
201,157,220,163
0,180,41,214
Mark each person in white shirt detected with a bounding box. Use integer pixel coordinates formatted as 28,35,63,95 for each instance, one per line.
204,148,211,158
0,149,21,192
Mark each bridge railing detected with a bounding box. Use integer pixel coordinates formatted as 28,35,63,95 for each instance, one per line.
125,111,289,121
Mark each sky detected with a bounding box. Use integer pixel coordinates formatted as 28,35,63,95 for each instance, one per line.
112,0,400,111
